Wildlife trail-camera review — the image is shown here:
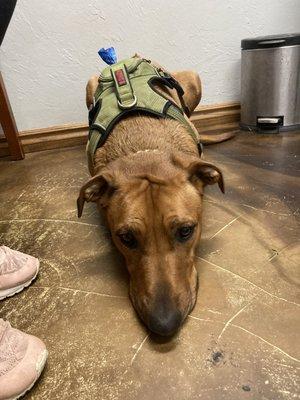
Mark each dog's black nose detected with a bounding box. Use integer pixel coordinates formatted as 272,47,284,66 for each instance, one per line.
148,305,182,336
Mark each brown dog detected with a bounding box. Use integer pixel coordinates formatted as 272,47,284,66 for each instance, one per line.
78,58,224,336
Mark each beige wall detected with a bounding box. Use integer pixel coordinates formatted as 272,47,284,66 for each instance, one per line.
1,0,299,131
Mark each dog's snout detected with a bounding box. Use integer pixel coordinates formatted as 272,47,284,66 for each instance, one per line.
148,301,182,336
148,310,182,336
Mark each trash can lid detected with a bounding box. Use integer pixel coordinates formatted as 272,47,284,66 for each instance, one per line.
241,33,300,50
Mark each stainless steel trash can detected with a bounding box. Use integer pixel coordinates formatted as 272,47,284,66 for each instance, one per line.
240,33,300,132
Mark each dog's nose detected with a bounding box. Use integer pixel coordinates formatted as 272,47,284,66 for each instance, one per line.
148,305,182,336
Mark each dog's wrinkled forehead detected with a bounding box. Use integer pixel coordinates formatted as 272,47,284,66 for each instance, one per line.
108,175,201,231
77,151,223,219
113,150,182,180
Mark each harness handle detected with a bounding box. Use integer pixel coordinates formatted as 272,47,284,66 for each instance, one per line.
111,64,137,109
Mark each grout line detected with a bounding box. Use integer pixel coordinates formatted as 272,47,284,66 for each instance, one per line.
217,299,254,341
188,315,215,323
206,309,222,315
0,218,99,228
230,323,300,363
203,197,296,217
46,261,62,286
209,216,240,239
30,285,127,299
196,257,300,307
268,251,279,262
130,334,149,366
188,315,300,363
267,243,296,262
241,204,293,217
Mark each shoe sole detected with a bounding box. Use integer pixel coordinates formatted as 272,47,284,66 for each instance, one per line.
5,349,48,400
0,266,39,301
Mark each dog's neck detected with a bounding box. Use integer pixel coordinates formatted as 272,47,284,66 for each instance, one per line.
92,114,199,176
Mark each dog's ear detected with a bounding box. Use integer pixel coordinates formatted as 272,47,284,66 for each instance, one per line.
188,160,224,193
77,173,116,218
173,153,224,194
86,75,99,110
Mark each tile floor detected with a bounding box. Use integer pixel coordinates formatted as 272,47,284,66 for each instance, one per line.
0,131,299,399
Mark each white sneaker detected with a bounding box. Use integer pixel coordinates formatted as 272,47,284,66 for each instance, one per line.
0,319,48,400
0,246,39,301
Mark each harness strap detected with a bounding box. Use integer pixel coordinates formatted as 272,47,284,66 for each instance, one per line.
88,130,103,162
157,70,191,117
87,103,200,167
166,104,197,142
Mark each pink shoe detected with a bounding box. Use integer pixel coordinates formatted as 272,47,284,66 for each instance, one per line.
0,319,48,400
0,246,39,301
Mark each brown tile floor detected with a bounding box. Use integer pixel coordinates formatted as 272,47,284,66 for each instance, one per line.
0,131,299,400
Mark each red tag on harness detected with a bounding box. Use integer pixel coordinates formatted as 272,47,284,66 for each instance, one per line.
114,69,126,86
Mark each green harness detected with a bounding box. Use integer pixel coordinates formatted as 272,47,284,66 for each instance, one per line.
87,57,201,166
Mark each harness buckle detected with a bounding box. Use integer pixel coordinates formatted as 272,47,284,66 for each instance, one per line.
166,75,184,97
158,70,185,97
117,95,137,109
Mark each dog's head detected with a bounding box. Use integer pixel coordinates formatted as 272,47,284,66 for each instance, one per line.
78,151,224,335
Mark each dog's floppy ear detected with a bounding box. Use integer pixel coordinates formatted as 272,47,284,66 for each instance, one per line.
86,75,99,110
173,153,224,194
188,160,224,193
77,173,116,218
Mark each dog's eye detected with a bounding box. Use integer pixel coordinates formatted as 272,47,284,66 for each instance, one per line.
176,225,196,242
117,231,138,249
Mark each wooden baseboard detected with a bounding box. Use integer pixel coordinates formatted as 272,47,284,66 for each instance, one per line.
0,101,240,158
191,102,240,135
0,123,88,158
